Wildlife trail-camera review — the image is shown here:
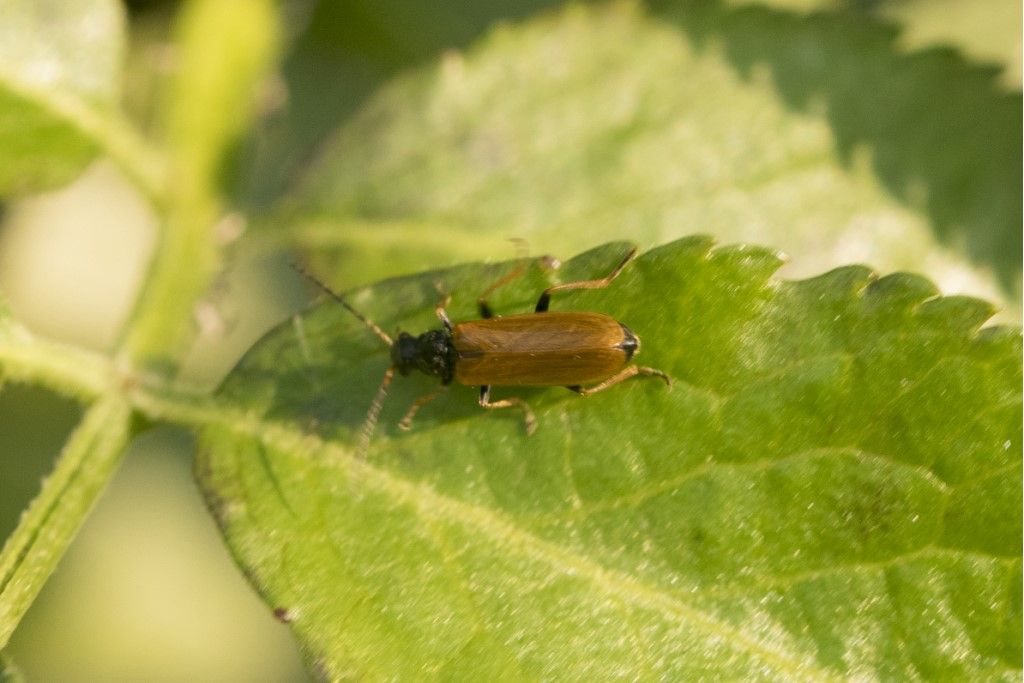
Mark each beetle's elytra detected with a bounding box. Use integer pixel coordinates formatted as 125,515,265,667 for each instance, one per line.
298,247,671,453
451,312,637,387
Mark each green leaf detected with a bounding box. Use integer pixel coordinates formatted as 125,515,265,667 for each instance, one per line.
285,1,1018,300
0,0,161,197
0,395,132,649
197,237,1021,679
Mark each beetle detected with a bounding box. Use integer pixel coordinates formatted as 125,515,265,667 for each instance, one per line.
298,247,671,452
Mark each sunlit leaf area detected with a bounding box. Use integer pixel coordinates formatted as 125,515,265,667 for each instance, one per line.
0,0,1019,680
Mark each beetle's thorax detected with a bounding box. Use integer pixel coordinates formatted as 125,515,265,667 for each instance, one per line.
391,329,456,384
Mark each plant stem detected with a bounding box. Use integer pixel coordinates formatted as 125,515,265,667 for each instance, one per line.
0,396,133,649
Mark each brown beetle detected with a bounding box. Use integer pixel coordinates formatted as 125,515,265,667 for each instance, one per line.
300,248,671,451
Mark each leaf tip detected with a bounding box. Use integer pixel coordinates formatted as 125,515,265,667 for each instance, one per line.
916,295,999,335
708,242,787,281
863,271,940,311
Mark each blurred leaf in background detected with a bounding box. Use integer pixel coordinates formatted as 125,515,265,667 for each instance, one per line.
0,0,124,194
277,1,1020,308
235,0,569,208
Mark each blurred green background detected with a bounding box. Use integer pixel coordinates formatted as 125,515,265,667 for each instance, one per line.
1,0,1019,679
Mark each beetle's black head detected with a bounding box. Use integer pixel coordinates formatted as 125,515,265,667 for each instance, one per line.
391,329,456,384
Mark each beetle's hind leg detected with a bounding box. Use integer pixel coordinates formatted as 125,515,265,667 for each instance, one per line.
568,365,672,396
535,247,637,312
479,386,537,435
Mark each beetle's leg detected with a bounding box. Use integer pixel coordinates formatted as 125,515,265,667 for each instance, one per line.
479,386,537,435
434,288,454,332
570,365,672,396
398,385,449,431
477,264,524,318
478,256,560,318
535,247,637,312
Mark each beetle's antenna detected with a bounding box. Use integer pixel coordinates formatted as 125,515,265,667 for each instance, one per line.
291,263,393,346
358,365,395,457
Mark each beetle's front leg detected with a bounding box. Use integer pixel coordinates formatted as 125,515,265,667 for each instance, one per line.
398,385,449,430
432,283,453,332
